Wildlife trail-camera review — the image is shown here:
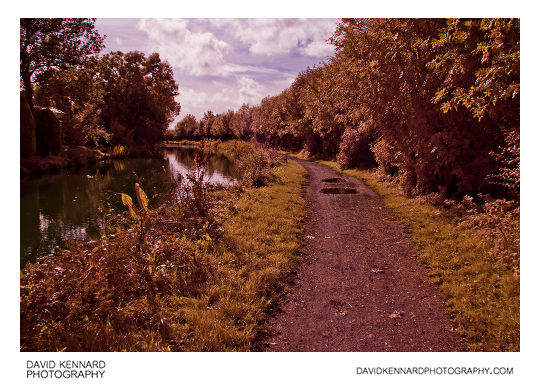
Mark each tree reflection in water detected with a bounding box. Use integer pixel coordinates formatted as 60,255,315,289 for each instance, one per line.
20,146,238,266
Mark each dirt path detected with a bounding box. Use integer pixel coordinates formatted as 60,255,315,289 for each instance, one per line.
259,159,466,352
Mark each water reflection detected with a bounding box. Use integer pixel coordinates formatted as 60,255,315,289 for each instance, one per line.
20,146,238,266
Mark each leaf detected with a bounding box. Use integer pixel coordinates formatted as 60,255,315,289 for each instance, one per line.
121,193,140,219
135,183,149,212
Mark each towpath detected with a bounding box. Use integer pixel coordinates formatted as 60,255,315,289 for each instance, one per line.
260,159,466,351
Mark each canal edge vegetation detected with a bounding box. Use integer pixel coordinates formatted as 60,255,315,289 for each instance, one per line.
21,141,308,351
289,153,519,352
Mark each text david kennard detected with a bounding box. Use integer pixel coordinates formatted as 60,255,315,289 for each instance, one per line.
27,360,106,379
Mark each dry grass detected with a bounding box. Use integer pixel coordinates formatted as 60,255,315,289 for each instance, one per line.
20,148,307,352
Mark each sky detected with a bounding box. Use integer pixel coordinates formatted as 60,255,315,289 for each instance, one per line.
94,18,340,127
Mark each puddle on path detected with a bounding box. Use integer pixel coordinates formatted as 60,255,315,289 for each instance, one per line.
321,178,346,183
320,187,358,194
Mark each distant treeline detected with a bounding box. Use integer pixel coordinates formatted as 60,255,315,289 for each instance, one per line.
168,19,519,199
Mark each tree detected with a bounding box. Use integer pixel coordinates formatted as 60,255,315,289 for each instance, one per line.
20,18,104,109
229,104,253,139
210,110,234,139
175,114,199,139
93,51,181,147
34,56,101,145
34,108,62,155
20,93,37,157
198,111,215,138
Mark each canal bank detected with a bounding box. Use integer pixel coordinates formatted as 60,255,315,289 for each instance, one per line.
20,145,239,266
21,142,308,351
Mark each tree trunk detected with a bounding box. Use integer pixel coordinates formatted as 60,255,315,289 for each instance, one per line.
21,64,34,112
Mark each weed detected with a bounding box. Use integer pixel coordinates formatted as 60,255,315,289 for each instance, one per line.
110,145,129,158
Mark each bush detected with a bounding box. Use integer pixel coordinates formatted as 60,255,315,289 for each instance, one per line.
34,108,62,156
218,140,282,187
20,93,36,157
337,123,376,169
371,138,401,176
459,198,520,276
110,145,129,159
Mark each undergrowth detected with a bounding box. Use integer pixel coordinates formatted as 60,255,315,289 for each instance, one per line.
20,142,307,351
217,140,284,187
293,154,519,352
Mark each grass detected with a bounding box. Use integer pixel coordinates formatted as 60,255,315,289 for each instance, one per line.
290,154,519,352
20,151,308,351
162,139,200,147
174,160,307,350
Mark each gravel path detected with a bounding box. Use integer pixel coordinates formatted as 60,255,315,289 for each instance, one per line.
259,159,466,352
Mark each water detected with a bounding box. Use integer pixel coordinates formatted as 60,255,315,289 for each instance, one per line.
20,146,238,267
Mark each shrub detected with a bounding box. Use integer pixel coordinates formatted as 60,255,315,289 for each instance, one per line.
459,198,520,276
371,138,401,176
34,108,62,156
110,145,129,158
20,220,212,351
337,123,376,169
218,140,282,187
20,93,36,157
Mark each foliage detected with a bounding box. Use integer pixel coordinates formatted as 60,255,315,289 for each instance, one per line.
197,111,216,138
121,183,149,226
218,141,283,187
20,92,37,157
96,52,181,147
459,198,520,276
174,114,199,140
488,129,520,198
229,104,253,139
173,140,213,221
110,145,129,159
20,18,104,109
370,139,401,177
36,51,180,150
337,121,376,169
223,18,519,200
20,148,307,352
34,108,62,156
210,110,234,139
34,57,101,146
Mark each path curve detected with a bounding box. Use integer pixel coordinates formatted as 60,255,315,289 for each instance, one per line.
260,159,466,351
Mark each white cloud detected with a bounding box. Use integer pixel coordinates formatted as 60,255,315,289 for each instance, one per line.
178,76,270,119
238,77,266,105
300,40,335,57
138,18,231,76
210,18,337,57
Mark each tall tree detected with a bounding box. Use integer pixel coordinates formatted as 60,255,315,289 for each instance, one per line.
198,111,216,138
175,114,199,139
229,104,253,139
20,18,104,109
95,51,181,146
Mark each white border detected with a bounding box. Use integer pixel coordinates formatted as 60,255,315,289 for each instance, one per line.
5,1,538,384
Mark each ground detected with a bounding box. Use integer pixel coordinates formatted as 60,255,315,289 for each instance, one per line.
259,159,466,352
